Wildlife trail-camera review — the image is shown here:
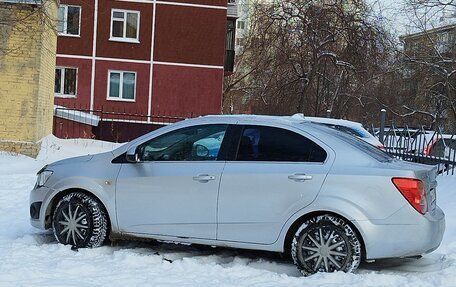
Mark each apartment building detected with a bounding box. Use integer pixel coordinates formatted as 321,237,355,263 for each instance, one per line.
55,0,237,121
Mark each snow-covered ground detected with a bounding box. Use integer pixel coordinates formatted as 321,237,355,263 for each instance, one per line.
0,135,455,286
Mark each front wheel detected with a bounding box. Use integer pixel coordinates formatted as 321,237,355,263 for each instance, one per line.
291,214,362,276
52,192,108,248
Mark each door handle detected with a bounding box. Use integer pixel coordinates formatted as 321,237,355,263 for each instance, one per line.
288,174,313,182
193,174,216,183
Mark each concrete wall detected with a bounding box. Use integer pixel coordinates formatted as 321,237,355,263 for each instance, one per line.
0,1,57,157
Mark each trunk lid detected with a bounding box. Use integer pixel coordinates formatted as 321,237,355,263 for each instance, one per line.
413,165,438,214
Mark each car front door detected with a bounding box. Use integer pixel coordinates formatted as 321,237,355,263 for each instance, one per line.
116,124,229,240
217,124,333,244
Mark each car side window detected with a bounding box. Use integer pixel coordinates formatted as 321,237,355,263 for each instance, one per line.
138,125,228,162
236,125,327,162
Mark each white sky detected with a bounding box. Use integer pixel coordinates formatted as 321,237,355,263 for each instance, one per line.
368,0,456,37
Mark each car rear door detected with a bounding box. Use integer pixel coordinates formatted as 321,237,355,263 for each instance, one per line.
217,124,334,244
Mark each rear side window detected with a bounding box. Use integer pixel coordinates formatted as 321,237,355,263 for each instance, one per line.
236,125,327,162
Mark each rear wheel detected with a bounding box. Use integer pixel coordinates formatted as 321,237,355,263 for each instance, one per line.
291,214,362,276
52,192,108,248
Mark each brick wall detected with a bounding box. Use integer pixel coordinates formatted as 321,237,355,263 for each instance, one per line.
0,2,57,157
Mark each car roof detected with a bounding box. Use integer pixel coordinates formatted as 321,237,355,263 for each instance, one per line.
200,114,306,125
199,114,363,128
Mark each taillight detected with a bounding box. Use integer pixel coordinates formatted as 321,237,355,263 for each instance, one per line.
377,145,385,150
392,178,427,214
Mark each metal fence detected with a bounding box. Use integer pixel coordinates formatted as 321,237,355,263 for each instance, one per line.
53,106,188,143
372,124,456,175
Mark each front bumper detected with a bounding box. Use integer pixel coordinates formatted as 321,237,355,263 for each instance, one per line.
29,185,55,230
356,206,445,260
29,202,42,219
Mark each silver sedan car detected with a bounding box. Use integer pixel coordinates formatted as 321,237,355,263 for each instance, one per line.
30,115,445,276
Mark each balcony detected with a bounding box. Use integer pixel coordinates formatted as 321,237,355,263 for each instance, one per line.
227,0,238,18
224,50,235,73
225,19,236,73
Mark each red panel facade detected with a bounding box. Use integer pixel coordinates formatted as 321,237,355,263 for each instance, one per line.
55,57,92,109
154,4,226,66
55,0,230,133
57,0,94,56
54,118,95,139
96,0,153,61
152,64,223,116
159,0,227,6
93,60,150,115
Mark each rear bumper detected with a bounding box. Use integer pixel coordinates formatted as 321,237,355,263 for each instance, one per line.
356,206,445,260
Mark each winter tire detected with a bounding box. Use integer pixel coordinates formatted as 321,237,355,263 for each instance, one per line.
52,192,108,248
291,214,362,276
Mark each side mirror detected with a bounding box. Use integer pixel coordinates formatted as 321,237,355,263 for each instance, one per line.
126,146,140,163
195,144,210,157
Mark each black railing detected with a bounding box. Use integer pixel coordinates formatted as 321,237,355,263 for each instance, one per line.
53,107,188,143
372,125,456,176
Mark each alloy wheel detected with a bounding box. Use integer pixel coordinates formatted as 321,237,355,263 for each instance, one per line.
54,202,90,247
292,215,361,276
299,224,349,272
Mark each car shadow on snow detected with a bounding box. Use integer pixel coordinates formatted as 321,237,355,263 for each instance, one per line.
96,239,302,276
30,231,56,245
359,254,452,273
119,241,454,276
30,234,452,276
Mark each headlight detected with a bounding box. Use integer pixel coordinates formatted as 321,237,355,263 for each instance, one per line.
36,170,53,188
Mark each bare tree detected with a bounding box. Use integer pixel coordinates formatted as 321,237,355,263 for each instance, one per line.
223,0,396,124
388,0,456,130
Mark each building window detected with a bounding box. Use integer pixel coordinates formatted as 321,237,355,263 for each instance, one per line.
110,9,140,43
237,20,245,29
55,67,77,97
437,31,451,53
108,71,136,101
58,5,81,36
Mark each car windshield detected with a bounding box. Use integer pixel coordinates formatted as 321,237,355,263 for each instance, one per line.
313,124,392,162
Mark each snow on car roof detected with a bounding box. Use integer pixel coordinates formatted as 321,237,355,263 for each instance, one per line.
299,116,364,128
201,114,305,124
201,114,363,128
